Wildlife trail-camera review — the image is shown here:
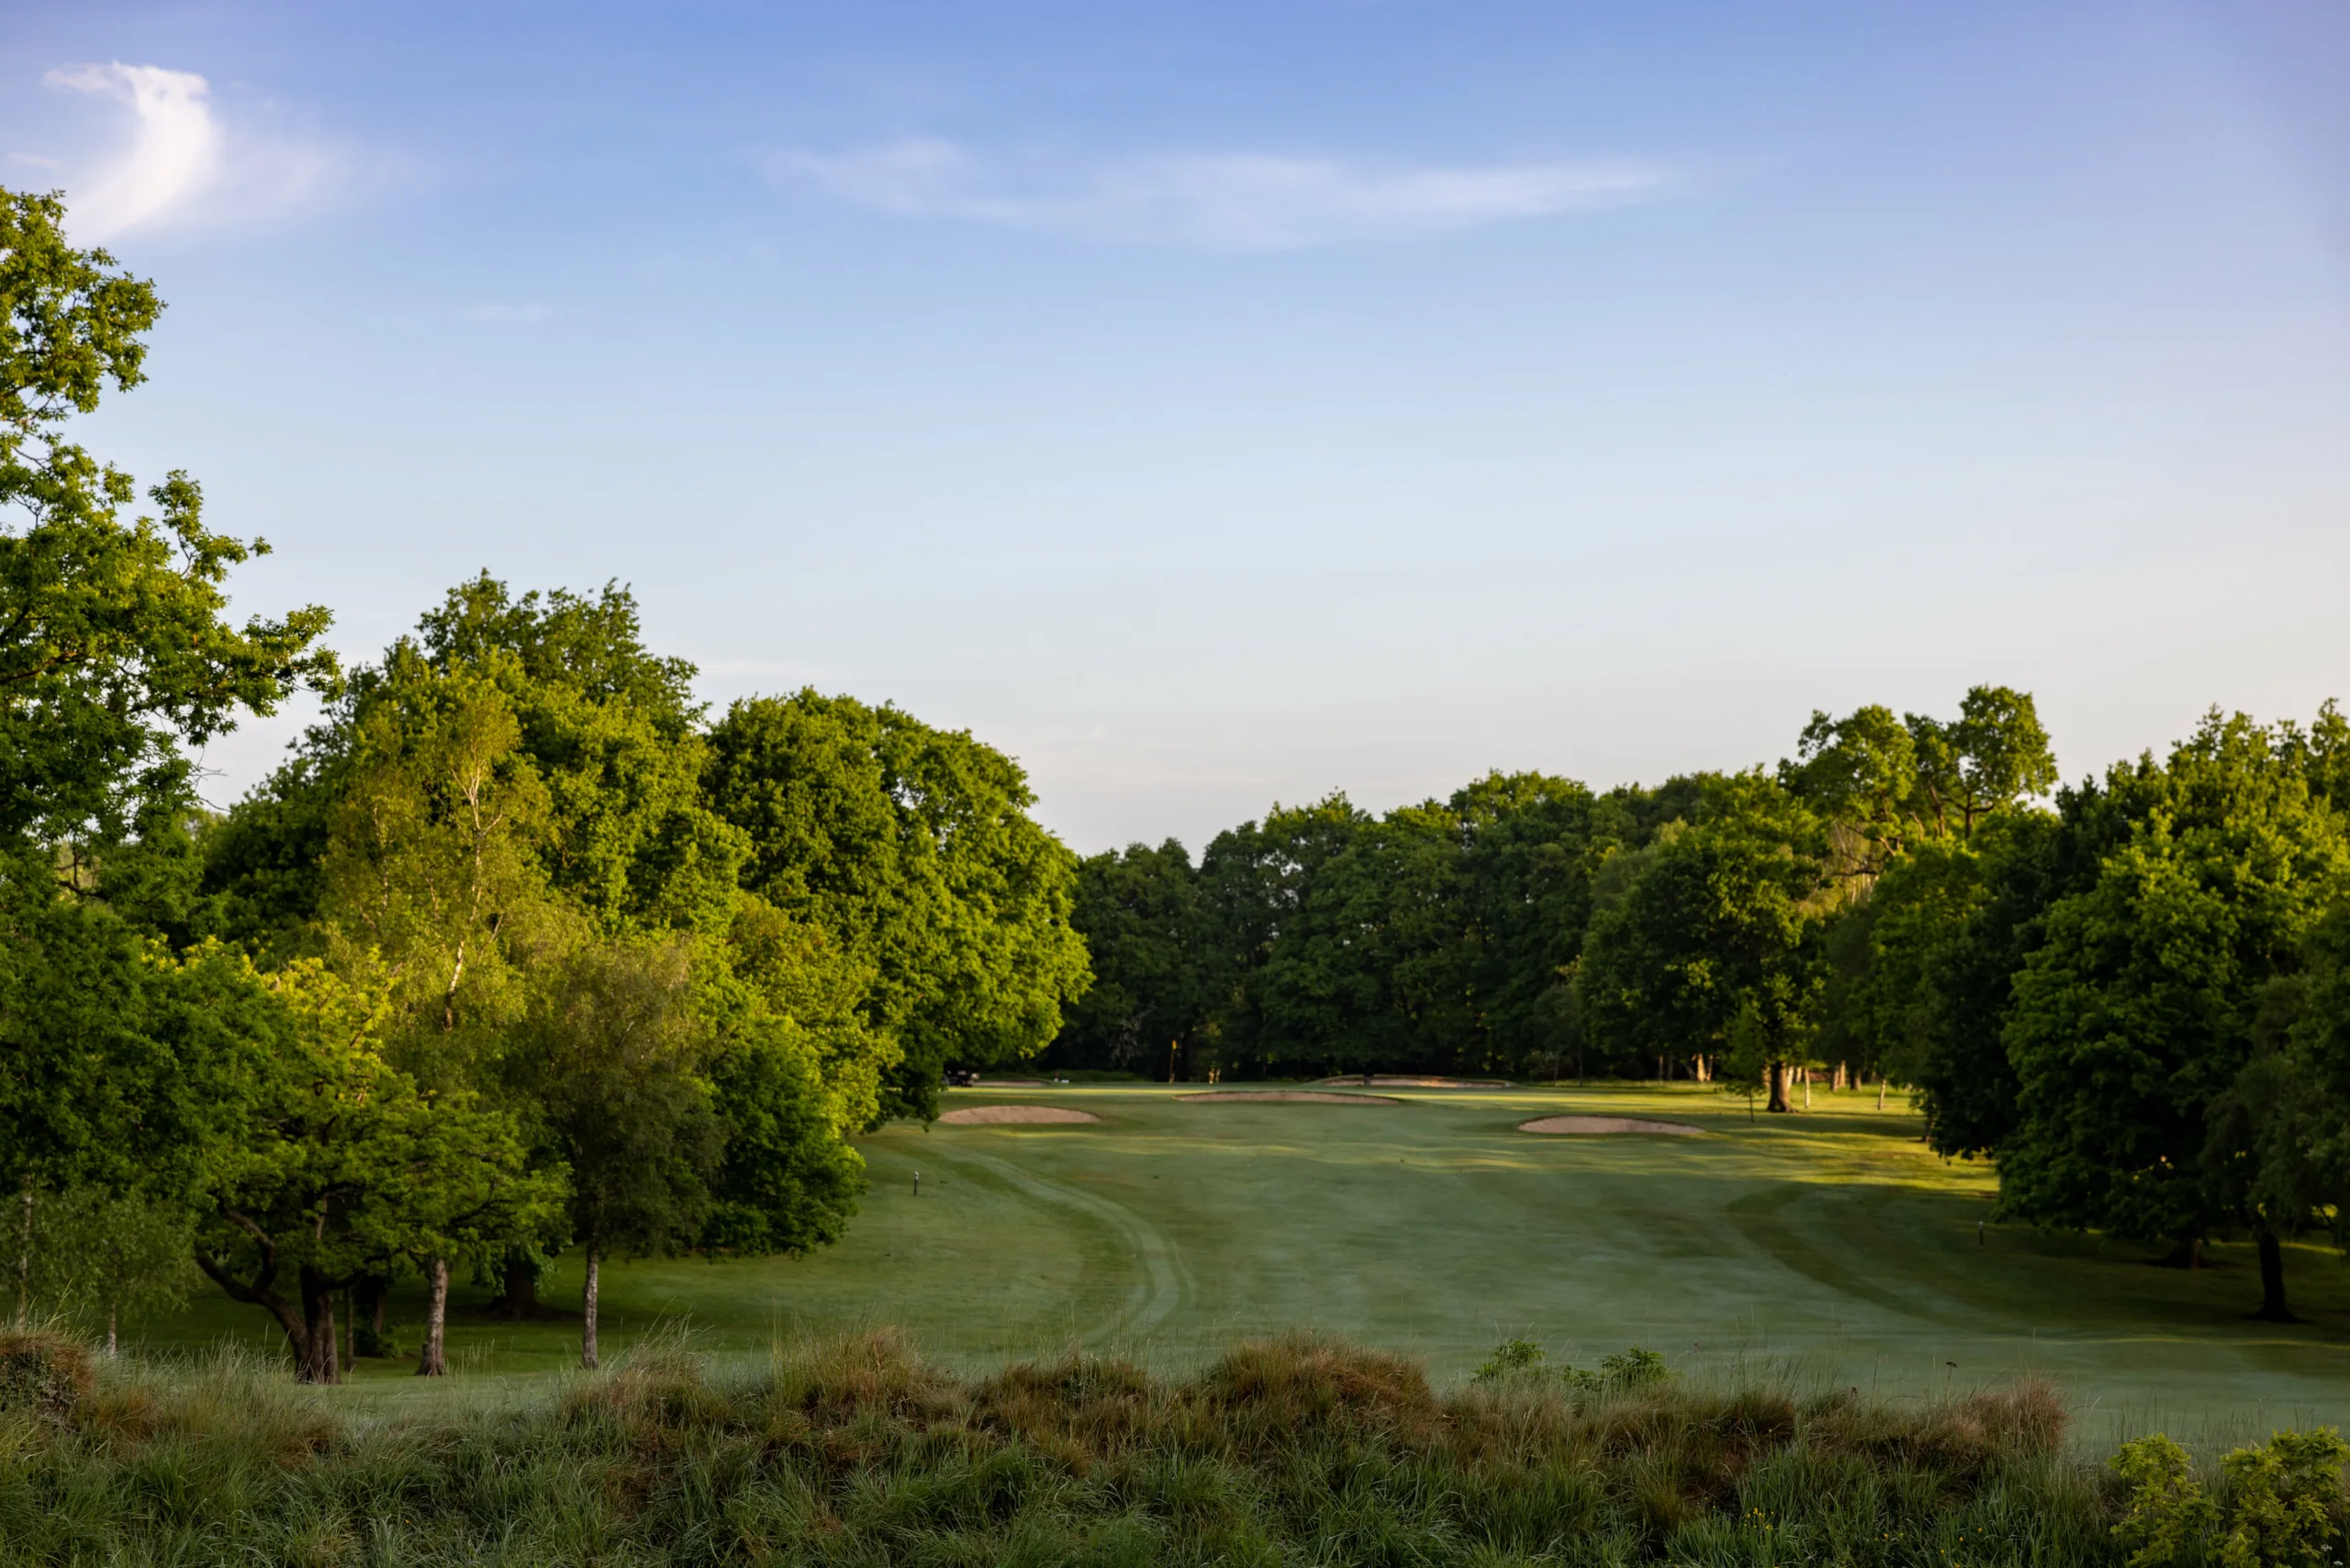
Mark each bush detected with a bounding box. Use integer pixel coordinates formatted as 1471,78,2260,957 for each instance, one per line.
1471,1337,1671,1394
2111,1427,2349,1568
0,1329,94,1422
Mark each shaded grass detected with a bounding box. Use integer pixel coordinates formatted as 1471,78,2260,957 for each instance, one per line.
126,1084,2350,1434
0,1328,2123,1566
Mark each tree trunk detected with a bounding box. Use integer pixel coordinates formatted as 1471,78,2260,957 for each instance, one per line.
1876,1075,1886,1112
1765,1060,1792,1114
2254,1229,2300,1323
194,1242,313,1372
356,1273,388,1343
298,1266,341,1384
2161,1236,2205,1271
581,1249,601,1370
495,1250,542,1318
106,1301,118,1357
1834,1061,1848,1092
417,1257,449,1375
1802,1069,1812,1111
15,1185,29,1328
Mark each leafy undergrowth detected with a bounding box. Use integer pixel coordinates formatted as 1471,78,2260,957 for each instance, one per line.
0,1327,2219,1566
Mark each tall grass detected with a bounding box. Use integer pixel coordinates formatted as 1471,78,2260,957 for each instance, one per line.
1,1327,2123,1564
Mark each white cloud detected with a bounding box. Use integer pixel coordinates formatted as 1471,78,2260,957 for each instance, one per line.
43,63,222,240
42,62,349,241
775,138,1669,250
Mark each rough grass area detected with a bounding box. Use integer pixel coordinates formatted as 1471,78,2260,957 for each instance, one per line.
0,1330,2122,1567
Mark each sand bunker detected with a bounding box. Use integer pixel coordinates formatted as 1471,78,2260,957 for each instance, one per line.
1518,1114,1701,1137
1321,1075,1513,1089
935,1105,1101,1126
1177,1090,1404,1105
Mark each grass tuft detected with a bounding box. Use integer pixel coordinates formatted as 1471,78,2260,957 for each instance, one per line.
0,1330,2299,1565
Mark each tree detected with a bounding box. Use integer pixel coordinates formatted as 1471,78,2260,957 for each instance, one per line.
6,1182,196,1351
315,644,555,1044
1783,704,1927,874
0,186,333,1215
1049,840,1208,1074
1815,839,1989,1095
696,897,883,1259
413,577,747,937
1441,773,1609,1077
704,690,1090,1119
1903,811,2067,1156
1997,714,2349,1293
1580,776,1831,1109
187,953,549,1383
1248,796,1414,1076
0,187,334,859
509,935,722,1369
1907,686,2057,842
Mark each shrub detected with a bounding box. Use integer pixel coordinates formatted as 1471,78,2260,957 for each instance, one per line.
1471,1338,1548,1383
1470,1338,1671,1394
2113,1433,2221,1568
2111,1427,2349,1568
0,1329,95,1422
2219,1428,2348,1568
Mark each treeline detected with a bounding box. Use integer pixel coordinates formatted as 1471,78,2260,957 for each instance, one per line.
1057,694,2350,1318
1050,689,2058,1086
0,190,1089,1380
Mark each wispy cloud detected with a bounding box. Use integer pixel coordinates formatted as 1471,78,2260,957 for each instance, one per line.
41,62,350,241
774,138,1669,250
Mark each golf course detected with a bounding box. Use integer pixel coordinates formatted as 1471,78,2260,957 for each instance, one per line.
143,1081,2350,1443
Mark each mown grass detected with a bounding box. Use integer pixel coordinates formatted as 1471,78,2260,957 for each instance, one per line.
0,1327,2130,1566
137,1083,2350,1440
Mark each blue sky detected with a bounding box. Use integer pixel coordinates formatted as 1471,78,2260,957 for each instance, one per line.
5,2,2345,852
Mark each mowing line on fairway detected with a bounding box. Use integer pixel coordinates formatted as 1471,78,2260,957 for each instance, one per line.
930,1144,1196,1346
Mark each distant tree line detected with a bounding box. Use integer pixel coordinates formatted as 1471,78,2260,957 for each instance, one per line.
0,188,1089,1380
1052,694,2350,1319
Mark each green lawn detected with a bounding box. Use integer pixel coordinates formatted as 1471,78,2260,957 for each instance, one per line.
146,1082,2350,1440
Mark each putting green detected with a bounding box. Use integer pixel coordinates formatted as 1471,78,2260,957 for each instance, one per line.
139,1083,2350,1439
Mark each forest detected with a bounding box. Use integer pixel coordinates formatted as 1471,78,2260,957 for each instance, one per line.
7,177,2350,1378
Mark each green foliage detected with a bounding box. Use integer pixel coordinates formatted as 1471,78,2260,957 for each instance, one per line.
1998,714,2350,1249
0,185,334,1212
1597,1344,1671,1389
1581,773,1830,1090
414,576,746,936
1783,686,2056,866
508,936,720,1262
2218,1428,2350,1568
1817,837,1988,1085
2113,1434,2224,1568
187,952,557,1381
4,1183,196,1341
1053,837,1208,1073
705,689,1090,1118
1469,1338,1671,1394
1470,1336,1548,1382
2110,1428,2348,1568
0,186,334,856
